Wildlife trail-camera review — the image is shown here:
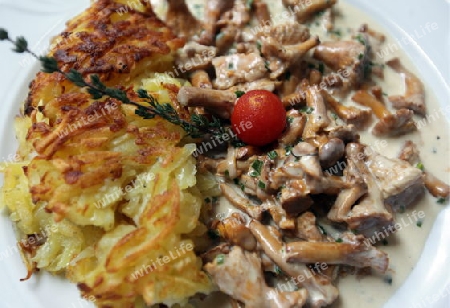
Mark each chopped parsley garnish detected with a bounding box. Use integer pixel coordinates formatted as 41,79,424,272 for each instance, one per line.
216,254,225,265
231,138,246,148
228,62,234,69
249,170,258,177
207,229,220,240
335,238,343,243
315,10,325,17
256,41,262,53
382,239,389,246
332,29,342,37
437,197,447,204
251,159,263,176
383,276,393,285
285,145,293,156
358,53,364,60
355,34,366,45
285,70,291,81
258,180,266,189
265,61,271,71
318,225,327,235
318,63,325,74
416,221,423,228
268,150,278,160
300,106,314,114
416,162,424,171
274,265,284,275
235,90,245,98
287,116,294,123
224,170,230,177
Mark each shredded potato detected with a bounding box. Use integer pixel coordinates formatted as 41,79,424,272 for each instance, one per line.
0,1,213,306
2,73,214,306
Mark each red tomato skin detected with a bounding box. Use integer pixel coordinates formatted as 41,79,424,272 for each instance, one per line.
231,90,286,146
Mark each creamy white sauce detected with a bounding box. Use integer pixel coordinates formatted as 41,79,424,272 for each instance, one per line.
152,1,450,307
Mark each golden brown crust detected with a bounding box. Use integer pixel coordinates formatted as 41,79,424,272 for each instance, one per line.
25,0,184,115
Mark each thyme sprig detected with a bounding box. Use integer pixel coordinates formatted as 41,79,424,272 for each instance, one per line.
0,29,225,139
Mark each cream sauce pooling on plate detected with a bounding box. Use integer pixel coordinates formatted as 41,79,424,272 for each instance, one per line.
152,1,450,307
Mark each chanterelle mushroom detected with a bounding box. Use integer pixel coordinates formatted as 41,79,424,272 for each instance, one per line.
282,0,337,23
249,219,339,307
285,234,389,272
387,57,426,116
352,90,416,136
165,0,202,39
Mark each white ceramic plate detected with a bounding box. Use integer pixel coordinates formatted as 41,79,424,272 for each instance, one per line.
0,1,449,307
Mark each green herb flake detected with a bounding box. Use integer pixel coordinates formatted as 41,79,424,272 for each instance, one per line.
256,41,262,53
285,145,293,156
416,162,425,171
265,61,271,71
274,265,284,275
287,116,294,123
0,29,234,141
235,90,246,98
358,53,364,60
437,197,447,204
249,170,259,177
300,106,314,114
383,276,393,285
318,225,327,235
318,63,325,74
207,229,220,240
335,238,343,243
228,62,234,70
382,239,389,246
285,70,291,81
251,159,263,176
258,180,266,189
332,29,342,37
268,150,278,160
315,10,325,17
224,170,230,177
416,221,423,228
216,254,226,265
355,34,366,45
204,197,211,203
231,139,246,148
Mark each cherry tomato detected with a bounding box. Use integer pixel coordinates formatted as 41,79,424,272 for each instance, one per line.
231,90,286,147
